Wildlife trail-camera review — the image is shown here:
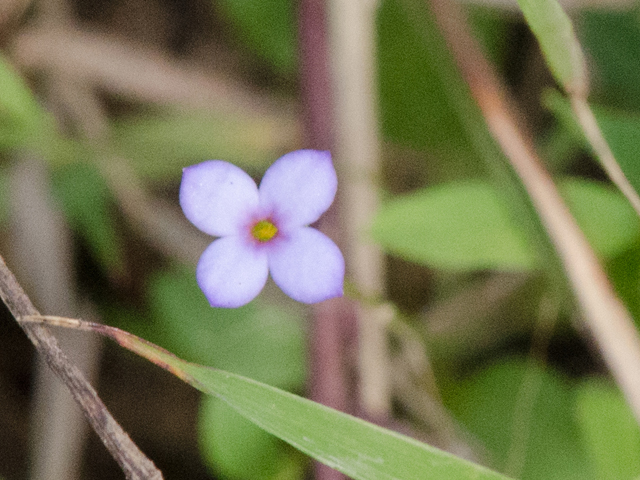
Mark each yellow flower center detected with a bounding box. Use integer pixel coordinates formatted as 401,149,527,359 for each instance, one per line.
251,220,278,242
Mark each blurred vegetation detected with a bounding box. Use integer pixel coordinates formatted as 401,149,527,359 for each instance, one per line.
2,0,640,479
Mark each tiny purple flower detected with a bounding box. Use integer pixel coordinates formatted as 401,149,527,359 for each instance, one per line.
180,150,345,308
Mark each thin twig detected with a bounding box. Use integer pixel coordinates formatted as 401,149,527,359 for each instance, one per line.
0,254,163,480
9,156,101,480
389,318,470,455
570,96,640,218
428,0,640,425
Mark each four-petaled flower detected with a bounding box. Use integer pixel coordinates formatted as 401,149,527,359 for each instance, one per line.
180,150,345,308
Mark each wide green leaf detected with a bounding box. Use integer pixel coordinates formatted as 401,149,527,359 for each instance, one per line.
444,359,592,480
575,380,640,480
372,181,534,270
214,0,297,76
561,179,640,259
187,366,511,480
370,178,639,271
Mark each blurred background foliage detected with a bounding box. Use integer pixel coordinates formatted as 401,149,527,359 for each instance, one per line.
1,0,640,479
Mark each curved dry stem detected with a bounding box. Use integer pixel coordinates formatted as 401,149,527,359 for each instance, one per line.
12,27,293,117
0,255,163,480
428,0,640,425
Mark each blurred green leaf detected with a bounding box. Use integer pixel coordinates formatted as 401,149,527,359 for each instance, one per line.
378,0,476,163
199,396,303,480
0,53,47,131
575,380,640,480
215,0,297,76
444,359,592,480
112,111,292,181
515,0,586,93
579,9,640,109
148,267,305,390
148,268,306,479
466,6,511,71
47,136,94,168
0,54,92,166
539,119,583,172
51,162,125,275
562,179,640,259
372,181,534,270
607,242,640,326
543,89,585,141
370,178,640,271
0,53,60,155
0,168,8,226
0,124,35,151
595,112,640,196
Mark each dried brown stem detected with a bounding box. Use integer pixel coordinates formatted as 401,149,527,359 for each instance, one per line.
11,26,293,117
428,0,640,424
0,254,163,480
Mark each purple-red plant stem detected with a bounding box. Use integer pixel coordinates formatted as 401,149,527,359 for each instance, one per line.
298,0,333,149
298,1,353,479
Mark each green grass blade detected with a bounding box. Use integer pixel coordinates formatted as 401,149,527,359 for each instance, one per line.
38,316,512,480
515,0,587,94
185,366,511,480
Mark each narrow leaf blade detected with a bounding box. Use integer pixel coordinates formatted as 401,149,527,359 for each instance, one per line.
516,0,587,94
186,366,512,480
60,317,513,480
